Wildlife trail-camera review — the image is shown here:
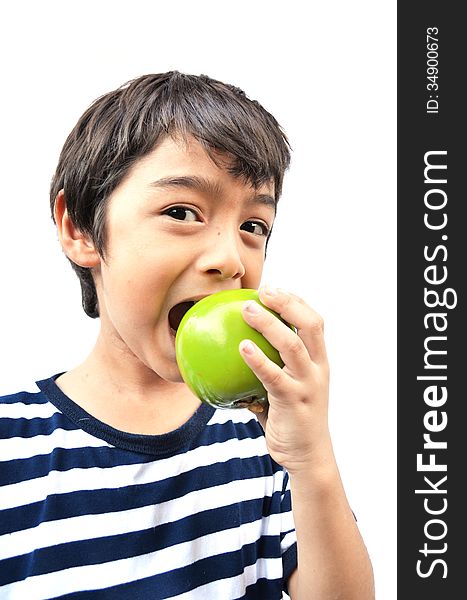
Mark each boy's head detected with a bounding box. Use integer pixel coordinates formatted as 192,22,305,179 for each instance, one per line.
50,71,291,319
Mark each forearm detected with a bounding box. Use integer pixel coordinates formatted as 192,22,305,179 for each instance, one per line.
289,440,375,600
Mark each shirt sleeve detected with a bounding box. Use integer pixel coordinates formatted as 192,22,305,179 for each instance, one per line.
279,469,298,594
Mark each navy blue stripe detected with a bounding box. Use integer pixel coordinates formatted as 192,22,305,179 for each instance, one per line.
52,537,283,600
0,455,283,535
0,414,79,439
0,497,281,585
0,446,155,486
191,419,264,447
234,577,284,600
0,421,264,487
280,488,292,512
192,421,264,447
282,542,298,595
0,391,46,405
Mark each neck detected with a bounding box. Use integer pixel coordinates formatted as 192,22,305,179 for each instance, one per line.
55,334,201,435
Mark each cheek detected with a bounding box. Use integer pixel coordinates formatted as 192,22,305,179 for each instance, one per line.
99,254,166,321
104,233,190,308
243,252,265,286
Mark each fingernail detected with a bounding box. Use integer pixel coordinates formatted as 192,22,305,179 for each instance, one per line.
244,300,262,314
240,340,255,355
262,286,278,296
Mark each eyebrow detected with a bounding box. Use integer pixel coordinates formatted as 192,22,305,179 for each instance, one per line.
148,175,276,212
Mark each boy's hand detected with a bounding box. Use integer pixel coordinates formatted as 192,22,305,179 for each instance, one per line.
240,286,331,474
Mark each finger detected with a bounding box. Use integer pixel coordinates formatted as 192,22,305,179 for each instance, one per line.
258,287,328,365
242,300,310,379
239,339,291,398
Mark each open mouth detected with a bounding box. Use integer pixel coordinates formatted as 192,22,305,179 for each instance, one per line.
168,301,196,335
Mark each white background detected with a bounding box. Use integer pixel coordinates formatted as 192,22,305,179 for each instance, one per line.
0,1,396,597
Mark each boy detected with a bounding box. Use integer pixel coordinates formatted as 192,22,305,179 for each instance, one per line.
0,72,374,598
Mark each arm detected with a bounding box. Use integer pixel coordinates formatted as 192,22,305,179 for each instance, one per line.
286,441,374,599
240,287,375,600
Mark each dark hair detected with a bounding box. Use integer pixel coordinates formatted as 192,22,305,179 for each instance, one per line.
50,71,292,318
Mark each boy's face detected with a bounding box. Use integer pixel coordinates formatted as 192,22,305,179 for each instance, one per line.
94,135,276,384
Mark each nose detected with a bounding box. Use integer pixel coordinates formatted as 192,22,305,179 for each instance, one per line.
197,230,246,280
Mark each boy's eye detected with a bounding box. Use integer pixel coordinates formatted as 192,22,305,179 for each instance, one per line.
240,221,269,236
164,206,199,222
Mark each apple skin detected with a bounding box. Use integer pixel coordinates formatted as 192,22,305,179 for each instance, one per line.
175,288,293,409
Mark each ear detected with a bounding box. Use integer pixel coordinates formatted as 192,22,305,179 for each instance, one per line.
53,190,101,268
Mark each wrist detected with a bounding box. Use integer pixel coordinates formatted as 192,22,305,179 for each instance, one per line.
285,429,335,476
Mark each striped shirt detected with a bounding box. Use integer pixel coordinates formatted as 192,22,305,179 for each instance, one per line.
0,374,297,599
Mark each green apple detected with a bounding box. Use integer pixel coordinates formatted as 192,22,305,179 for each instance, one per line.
175,288,293,410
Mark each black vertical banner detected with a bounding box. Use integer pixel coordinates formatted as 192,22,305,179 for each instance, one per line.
398,4,464,598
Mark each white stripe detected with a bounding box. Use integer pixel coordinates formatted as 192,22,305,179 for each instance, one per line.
169,557,283,599
1,514,284,599
0,382,40,397
281,530,297,554
0,435,268,510
0,427,111,463
207,408,258,426
0,471,286,560
280,511,295,535
0,401,60,420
